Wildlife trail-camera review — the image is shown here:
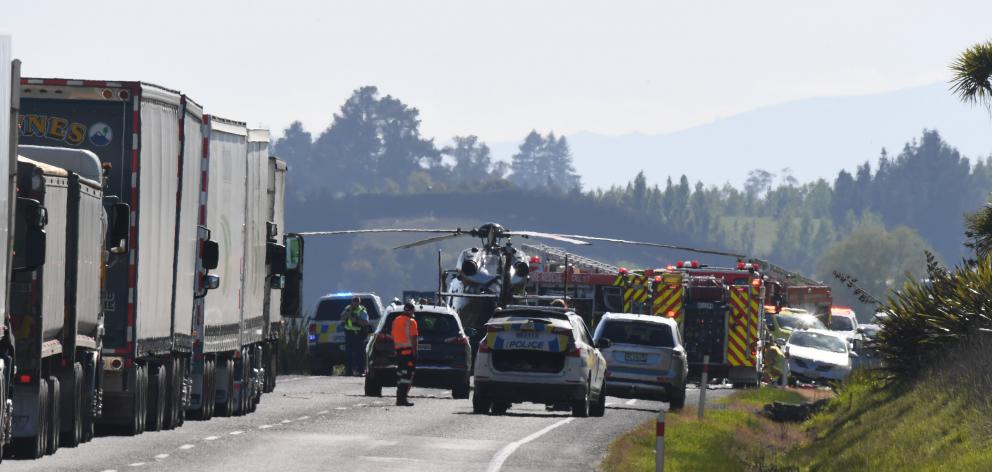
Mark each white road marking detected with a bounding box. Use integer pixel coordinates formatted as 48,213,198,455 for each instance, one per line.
230,430,244,435
625,399,638,406
335,407,347,410
204,436,219,441
487,417,575,472
354,403,367,407
297,415,310,420
101,469,118,472
259,424,273,429
281,419,292,423
317,410,330,415
129,463,145,467
179,444,195,450
154,453,169,460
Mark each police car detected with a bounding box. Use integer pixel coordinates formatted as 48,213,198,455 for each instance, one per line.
472,306,608,417
307,292,384,374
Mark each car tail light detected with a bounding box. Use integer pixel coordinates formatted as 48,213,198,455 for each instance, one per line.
566,343,581,357
478,342,491,354
17,374,31,384
446,336,469,346
308,324,317,334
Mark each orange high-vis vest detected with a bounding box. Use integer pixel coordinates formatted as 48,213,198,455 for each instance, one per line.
391,314,419,350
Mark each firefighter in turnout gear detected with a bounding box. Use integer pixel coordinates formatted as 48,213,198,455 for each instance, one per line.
392,302,419,406
342,296,371,376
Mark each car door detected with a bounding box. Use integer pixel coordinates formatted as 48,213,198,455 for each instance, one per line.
573,316,605,390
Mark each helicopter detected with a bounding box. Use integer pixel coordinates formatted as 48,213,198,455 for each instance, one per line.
297,221,749,333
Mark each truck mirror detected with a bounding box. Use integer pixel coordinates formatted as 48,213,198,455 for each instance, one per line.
285,234,303,271
201,240,219,271
14,197,47,271
266,221,278,241
109,202,130,254
269,274,285,290
203,273,220,291
267,241,286,274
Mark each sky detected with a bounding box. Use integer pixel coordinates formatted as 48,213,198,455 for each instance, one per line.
4,1,992,157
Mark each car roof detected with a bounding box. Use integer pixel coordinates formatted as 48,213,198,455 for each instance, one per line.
498,305,577,320
600,312,679,328
789,328,845,339
318,292,379,301
383,304,459,316
487,311,575,329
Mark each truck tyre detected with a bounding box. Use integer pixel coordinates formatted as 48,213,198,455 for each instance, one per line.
265,343,278,393
669,387,686,411
216,358,235,417
451,382,470,400
13,379,48,459
45,377,60,455
81,359,96,443
571,383,590,418
472,389,491,414
0,371,6,461
589,381,607,417
204,358,215,420
364,374,382,397
59,363,84,447
127,365,147,436
163,357,181,430
146,365,165,431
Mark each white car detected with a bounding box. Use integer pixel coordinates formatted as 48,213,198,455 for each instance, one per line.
828,308,859,345
593,313,688,409
472,306,608,417
785,329,854,384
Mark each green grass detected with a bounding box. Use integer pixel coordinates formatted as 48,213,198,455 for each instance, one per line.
789,373,992,471
733,387,806,407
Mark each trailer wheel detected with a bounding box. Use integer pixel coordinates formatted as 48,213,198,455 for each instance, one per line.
216,358,235,417
45,377,60,455
163,357,181,430
127,365,147,436
264,342,278,393
60,363,83,447
203,358,215,420
12,379,47,459
146,365,165,431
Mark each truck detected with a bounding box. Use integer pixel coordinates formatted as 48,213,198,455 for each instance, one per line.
18,79,208,435
260,156,291,393
0,35,16,460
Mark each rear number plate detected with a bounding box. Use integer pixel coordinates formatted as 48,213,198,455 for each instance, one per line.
624,352,648,362
515,332,539,339
418,343,431,351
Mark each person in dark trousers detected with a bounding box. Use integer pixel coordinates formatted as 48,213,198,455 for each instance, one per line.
391,302,419,406
341,296,370,376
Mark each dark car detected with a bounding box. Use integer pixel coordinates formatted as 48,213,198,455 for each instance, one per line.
364,304,473,399
307,292,384,374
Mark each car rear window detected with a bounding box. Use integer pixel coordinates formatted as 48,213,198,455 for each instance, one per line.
314,298,380,321
599,320,674,348
829,316,855,331
777,315,825,331
381,311,460,336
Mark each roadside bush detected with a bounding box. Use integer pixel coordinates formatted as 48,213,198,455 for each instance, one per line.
874,252,992,379
279,319,311,374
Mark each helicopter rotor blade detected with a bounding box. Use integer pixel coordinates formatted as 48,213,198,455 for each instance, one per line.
505,231,591,245
556,234,747,259
393,233,466,250
297,228,464,237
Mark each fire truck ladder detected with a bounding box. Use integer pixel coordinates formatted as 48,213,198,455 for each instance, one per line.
750,258,823,286
521,244,619,274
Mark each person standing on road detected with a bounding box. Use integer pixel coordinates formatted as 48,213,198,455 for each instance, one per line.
391,302,419,407
341,296,370,376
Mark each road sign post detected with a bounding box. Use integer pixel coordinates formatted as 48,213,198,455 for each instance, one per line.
780,352,788,387
698,354,709,420
656,409,665,472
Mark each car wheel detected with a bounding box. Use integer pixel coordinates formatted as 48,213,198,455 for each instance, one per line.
491,402,509,415
588,381,606,417
669,387,686,411
363,374,382,397
472,390,491,414
451,382,470,400
571,384,590,418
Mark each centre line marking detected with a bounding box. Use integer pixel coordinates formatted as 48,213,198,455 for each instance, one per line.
259,424,273,429
179,444,195,450
297,415,310,420
487,417,575,472
625,399,638,406
230,430,244,435
129,463,145,467
335,407,347,410
154,454,169,460
204,436,219,441
317,410,330,415
281,419,292,423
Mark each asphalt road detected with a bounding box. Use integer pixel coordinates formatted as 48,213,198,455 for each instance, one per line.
3,375,732,472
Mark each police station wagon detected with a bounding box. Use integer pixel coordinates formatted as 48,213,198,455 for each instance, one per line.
472,306,608,418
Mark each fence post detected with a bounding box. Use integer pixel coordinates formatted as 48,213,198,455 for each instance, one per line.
698,354,709,420
780,352,788,388
656,409,665,472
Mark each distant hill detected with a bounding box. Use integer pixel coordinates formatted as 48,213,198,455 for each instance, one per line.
490,83,992,189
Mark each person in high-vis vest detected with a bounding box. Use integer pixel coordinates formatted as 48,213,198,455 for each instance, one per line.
391,302,419,407
341,296,370,376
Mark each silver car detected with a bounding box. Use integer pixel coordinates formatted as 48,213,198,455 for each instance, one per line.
593,313,688,409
